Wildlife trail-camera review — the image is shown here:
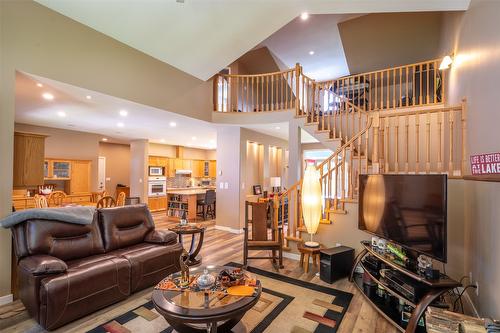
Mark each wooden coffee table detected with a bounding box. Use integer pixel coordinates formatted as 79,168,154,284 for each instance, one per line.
152,266,261,333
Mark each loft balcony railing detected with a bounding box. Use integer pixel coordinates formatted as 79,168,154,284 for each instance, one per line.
213,59,445,114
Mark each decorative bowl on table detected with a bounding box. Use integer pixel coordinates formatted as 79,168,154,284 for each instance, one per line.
41,188,52,195
196,269,216,290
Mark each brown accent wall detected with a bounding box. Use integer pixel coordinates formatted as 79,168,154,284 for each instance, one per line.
339,12,443,74
99,143,131,197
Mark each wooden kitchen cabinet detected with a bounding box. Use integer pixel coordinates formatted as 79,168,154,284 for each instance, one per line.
209,160,217,177
182,159,192,170
148,196,167,212
191,160,203,177
13,132,46,187
69,160,91,194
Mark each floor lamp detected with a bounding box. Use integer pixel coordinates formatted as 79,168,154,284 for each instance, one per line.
301,160,321,248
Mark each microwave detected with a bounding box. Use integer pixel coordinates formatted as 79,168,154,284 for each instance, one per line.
149,166,165,176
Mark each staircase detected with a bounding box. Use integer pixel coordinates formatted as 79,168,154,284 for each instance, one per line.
214,58,467,248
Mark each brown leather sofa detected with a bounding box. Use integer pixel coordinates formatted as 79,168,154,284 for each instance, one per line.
11,204,183,330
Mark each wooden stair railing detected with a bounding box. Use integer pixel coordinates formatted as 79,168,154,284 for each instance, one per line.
274,113,374,248
214,59,445,115
273,99,467,247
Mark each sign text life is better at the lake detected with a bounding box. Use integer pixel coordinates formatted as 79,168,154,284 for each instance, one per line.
470,152,500,175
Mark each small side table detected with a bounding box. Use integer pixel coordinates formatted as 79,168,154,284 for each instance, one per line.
168,224,205,266
297,243,323,273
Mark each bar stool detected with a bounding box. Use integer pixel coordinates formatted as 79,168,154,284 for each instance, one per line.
197,190,216,220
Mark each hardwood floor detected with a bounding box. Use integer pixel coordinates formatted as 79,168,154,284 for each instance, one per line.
151,213,398,333
0,213,398,333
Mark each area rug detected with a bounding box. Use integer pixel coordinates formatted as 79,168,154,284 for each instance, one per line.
86,263,353,333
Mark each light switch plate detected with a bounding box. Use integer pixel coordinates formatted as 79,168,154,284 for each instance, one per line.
224,182,228,189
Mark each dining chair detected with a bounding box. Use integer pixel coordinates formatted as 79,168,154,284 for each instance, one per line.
97,195,116,208
34,194,48,208
91,190,107,203
196,190,216,220
243,201,283,269
48,191,67,207
116,192,126,207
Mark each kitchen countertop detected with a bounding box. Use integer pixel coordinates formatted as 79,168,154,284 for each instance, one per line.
166,188,215,195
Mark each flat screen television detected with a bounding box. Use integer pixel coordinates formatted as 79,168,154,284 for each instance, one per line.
358,174,447,262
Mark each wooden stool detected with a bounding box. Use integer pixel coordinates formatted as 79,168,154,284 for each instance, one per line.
298,243,323,273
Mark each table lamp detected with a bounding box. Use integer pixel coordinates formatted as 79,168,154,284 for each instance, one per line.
269,177,281,193
301,160,321,248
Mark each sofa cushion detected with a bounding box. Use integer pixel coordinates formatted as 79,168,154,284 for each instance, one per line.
110,242,183,292
38,254,130,330
23,219,104,261
98,204,155,252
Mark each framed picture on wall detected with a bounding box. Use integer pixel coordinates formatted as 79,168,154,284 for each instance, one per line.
253,185,262,195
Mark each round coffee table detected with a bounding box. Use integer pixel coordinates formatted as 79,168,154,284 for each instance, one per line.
152,266,261,333
168,224,205,266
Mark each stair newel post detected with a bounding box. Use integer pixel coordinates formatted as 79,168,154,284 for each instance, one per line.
349,142,354,199
461,98,467,176
295,63,301,116
213,74,219,111
372,112,381,174
272,195,280,244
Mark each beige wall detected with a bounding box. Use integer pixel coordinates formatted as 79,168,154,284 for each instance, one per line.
439,0,500,317
149,143,216,161
0,0,14,298
14,123,101,191
99,143,131,197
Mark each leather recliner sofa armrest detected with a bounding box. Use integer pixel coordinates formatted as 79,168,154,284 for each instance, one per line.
144,229,177,245
18,255,68,276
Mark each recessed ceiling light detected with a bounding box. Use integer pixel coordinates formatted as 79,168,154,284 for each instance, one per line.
117,122,124,127
36,83,43,88
309,50,315,55
57,111,66,118
102,138,108,142
300,12,309,20
42,93,54,100
86,95,92,100
191,136,197,140
160,139,165,143
119,109,128,117
169,121,177,127
275,126,281,130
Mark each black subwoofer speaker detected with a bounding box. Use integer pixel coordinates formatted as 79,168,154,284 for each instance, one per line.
320,246,355,284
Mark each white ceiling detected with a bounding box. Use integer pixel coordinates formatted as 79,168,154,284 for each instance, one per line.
260,14,357,81
15,72,217,149
35,0,470,81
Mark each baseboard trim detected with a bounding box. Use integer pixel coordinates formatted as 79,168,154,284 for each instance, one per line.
0,294,13,306
215,225,243,234
283,252,300,261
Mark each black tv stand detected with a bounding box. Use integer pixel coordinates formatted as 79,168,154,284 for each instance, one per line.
349,241,461,333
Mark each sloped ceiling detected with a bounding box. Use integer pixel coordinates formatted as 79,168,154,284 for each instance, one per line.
35,0,470,81
232,47,281,75
339,12,444,74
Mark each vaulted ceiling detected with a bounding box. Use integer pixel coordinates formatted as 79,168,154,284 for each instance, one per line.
35,0,470,81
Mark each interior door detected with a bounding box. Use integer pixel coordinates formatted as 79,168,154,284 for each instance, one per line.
98,156,106,192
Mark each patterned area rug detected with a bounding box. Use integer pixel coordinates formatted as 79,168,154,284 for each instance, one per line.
87,263,353,333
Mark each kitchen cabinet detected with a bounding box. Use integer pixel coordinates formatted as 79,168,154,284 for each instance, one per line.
148,196,167,212
167,159,176,177
69,160,91,194
182,159,192,170
192,160,203,177
44,159,71,180
13,132,46,187
209,161,217,177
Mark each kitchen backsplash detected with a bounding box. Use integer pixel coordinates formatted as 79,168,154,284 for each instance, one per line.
166,175,216,188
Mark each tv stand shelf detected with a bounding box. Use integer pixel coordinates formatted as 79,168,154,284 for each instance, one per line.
350,241,461,333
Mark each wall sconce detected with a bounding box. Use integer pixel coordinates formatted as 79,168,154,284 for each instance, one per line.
439,55,453,70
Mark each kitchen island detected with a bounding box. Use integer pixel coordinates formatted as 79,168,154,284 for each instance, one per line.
166,188,215,221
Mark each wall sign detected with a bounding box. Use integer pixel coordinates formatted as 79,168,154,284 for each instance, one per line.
470,152,500,175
